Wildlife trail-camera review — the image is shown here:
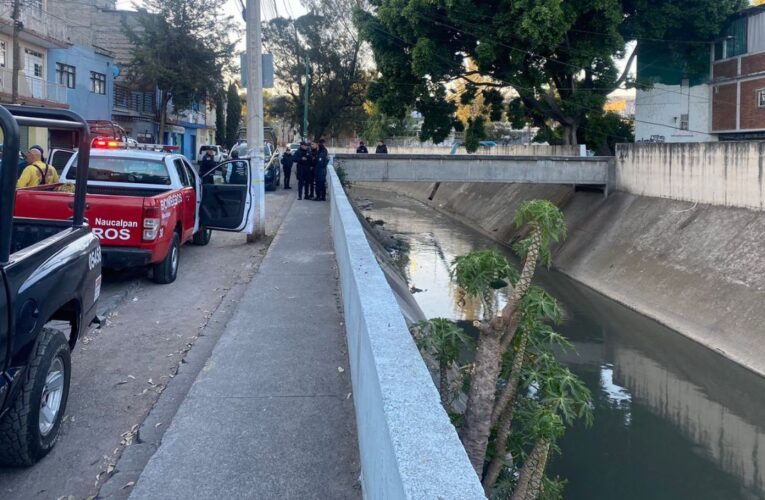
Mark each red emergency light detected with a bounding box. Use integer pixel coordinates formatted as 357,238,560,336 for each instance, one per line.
92,137,123,149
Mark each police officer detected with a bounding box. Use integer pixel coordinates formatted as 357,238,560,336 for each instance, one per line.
307,141,318,200
198,148,218,184
314,139,329,201
375,140,388,154
17,146,59,188
280,148,294,189
295,142,311,200
356,141,368,154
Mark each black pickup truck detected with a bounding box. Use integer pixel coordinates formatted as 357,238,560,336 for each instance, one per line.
0,106,100,466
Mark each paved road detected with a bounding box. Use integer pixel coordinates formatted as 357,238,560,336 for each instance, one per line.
0,188,295,500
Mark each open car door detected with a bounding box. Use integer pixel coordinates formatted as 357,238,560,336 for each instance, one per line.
199,159,253,231
49,149,75,175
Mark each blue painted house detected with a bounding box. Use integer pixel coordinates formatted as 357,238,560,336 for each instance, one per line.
47,44,114,121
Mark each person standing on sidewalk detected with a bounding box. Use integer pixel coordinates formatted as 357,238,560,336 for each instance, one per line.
307,141,319,200
314,139,329,201
280,148,294,189
375,140,388,154
198,148,218,184
356,141,368,154
295,142,311,200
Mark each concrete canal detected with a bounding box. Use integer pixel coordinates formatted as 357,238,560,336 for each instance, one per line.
350,186,765,500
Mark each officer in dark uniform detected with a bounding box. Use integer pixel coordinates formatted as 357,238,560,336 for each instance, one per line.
307,141,318,200
280,149,294,189
198,148,218,184
314,139,329,201
295,142,311,200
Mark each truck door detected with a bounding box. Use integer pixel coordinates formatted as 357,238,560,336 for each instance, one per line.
199,159,253,231
172,158,196,241
49,149,75,175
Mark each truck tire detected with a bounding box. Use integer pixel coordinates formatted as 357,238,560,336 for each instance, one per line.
191,227,212,246
0,327,71,466
152,232,180,284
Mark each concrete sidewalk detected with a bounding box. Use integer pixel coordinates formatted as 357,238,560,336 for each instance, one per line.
129,198,360,499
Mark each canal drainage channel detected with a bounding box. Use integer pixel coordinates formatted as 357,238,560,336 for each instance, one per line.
351,187,765,500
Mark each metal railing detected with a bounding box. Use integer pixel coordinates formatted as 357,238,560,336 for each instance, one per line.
0,67,68,104
113,84,155,114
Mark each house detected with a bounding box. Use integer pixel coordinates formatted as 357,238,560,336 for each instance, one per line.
47,43,114,120
0,0,70,148
711,5,765,140
634,40,715,143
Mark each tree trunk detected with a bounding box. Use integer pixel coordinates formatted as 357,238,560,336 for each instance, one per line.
460,329,501,475
461,229,541,477
482,333,528,493
158,92,168,145
562,123,578,146
439,359,450,411
511,438,551,500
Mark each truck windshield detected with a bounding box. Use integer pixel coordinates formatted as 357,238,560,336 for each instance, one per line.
66,157,171,185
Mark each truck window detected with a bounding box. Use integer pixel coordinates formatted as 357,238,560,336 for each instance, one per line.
181,159,197,186
66,157,171,185
173,159,192,187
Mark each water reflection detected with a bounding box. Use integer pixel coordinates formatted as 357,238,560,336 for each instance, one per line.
353,187,765,500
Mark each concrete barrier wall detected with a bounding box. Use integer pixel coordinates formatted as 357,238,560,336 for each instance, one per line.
332,145,580,156
615,142,765,210
328,165,485,499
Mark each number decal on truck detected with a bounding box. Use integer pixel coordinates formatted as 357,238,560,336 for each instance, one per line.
88,247,102,271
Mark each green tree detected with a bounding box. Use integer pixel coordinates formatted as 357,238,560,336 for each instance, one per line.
355,0,745,145
583,111,634,155
452,201,568,491
263,0,369,140
361,102,415,143
225,82,242,150
123,0,237,142
411,318,473,410
215,92,226,146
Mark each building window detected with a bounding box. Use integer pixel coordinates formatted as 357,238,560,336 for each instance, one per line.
0,41,5,68
679,114,689,131
758,89,765,108
90,71,106,94
715,17,748,61
56,63,75,89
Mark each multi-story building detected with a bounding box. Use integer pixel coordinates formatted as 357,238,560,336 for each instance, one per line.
634,40,716,143
0,0,70,148
711,5,765,140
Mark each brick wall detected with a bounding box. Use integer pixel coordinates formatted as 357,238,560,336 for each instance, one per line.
742,52,765,76
740,78,765,130
712,83,737,131
713,60,738,80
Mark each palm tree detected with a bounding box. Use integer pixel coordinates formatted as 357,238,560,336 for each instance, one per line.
453,200,567,483
412,318,473,410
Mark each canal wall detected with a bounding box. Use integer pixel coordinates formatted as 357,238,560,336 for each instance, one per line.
615,141,765,210
328,169,485,499
354,181,765,378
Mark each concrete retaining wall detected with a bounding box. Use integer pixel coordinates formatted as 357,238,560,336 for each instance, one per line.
332,144,580,156
356,182,765,379
328,167,485,499
616,142,765,210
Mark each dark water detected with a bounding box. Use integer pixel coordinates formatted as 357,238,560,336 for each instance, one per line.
352,187,765,500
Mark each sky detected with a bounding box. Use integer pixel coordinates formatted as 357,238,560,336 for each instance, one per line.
114,0,307,21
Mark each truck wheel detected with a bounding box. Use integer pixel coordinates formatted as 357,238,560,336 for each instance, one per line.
152,232,180,284
191,227,212,246
0,327,71,466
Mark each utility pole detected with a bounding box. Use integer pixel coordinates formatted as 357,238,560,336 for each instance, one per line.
11,0,21,103
245,0,266,241
303,57,310,141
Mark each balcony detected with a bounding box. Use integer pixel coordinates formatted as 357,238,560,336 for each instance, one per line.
0,67,68,107
0,2,68,48
114,84,156,116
